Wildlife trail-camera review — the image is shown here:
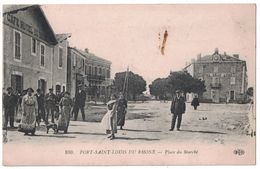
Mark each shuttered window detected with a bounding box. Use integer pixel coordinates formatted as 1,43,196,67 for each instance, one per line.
59,47,63,68
14,31,21,60
230,77,236,85
40,44,45,67
31,38,37,55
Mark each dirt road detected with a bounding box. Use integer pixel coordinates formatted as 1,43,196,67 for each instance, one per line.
4,101,253,145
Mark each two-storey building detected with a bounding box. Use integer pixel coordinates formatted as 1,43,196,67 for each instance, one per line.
184,48,248,103
67,47,112,99
3,5,70,94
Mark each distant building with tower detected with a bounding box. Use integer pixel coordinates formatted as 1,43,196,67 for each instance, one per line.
184,48,248,103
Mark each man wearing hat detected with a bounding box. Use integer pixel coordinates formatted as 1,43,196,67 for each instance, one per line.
45,88,57,124
73,84,87,121
3,87,17,129
169,90,186,131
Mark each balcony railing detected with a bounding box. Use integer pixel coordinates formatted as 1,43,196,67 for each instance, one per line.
210,83,221,88
87,74,106,81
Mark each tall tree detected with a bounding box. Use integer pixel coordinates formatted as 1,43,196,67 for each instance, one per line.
149,71,206,98
114,71,146,100
167,71,206,95
149,78,169,99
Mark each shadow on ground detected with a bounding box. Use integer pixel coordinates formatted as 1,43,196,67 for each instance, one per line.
193,109,211,112
115,137,160,141
3,127,19,131
67,132,106,136
181,129,227,134
69,124,86,127
33,134,76,138
122,129,162,133
81,111,157,122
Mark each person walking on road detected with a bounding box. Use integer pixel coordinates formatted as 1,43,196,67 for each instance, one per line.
117,93,128,130
57,92,73,133
101,94,118,140
73,84,87,121
18,88,38,135
55,90,64,119
35,89,45,125
169,90,186,131
191,95,200,110
3,87,17,129
45,88,57,124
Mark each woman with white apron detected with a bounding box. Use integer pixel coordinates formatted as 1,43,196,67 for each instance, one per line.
101,94,118,140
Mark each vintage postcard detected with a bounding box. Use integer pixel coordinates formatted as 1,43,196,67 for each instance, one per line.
1,4,256,165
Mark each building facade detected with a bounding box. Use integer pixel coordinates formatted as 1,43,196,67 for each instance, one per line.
3,5,70,94
184,49,248,103
52,34,71,94
67,47,112,99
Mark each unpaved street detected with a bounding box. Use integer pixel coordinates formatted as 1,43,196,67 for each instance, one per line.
4,101,253,145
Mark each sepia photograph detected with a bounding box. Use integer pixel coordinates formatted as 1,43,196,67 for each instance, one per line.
1,3,256,166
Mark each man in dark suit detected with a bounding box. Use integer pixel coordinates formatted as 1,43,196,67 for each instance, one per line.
35,89,45,124
169,90,186,131
45,88,57,124
73,84,87,121
3,87,17,129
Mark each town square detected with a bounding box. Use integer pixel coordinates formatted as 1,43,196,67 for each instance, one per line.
1,4,256,165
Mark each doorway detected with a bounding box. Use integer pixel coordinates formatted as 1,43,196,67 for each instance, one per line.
230,91,235,101
211,89,220,103
38,79,46,94
11,74,23,93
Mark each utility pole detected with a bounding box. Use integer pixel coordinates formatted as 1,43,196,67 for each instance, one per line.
123,66,129,100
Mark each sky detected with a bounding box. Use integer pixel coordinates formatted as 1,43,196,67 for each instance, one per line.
42,4,255,87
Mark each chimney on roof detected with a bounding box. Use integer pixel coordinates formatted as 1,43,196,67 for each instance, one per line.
224,52,227,56
214,48,219,54
197,53,201,60
233,54,239,59
84,48,89,53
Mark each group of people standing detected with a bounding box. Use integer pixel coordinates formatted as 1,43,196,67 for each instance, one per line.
3,84,87,135
4,85,198,139
3,84,129,138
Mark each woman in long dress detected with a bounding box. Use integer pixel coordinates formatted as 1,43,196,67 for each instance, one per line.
101,94,118,140
117,93,127,130
57,92,73,133
15,90,27,123
18,88,38,135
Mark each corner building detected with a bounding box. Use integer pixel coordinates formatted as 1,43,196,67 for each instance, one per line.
184,49,248,103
